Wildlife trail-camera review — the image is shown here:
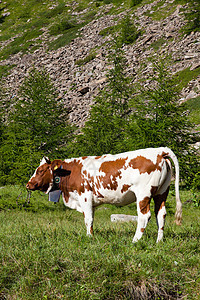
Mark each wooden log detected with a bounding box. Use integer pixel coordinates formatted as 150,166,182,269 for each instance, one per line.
111,214,138,222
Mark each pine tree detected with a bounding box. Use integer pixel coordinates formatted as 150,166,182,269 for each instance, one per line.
0,68,74,185
73,42,133,156
127,58,198,186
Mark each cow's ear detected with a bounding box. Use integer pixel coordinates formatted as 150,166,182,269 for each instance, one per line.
52,163,71,177
44,157,51,164
40,157,51,166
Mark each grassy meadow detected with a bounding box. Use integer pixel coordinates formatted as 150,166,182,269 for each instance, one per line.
0,186,199,299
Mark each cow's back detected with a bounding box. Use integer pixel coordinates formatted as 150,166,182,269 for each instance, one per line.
77,147,169,205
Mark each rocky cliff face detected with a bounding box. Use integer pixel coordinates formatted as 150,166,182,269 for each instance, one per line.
1,0,200,127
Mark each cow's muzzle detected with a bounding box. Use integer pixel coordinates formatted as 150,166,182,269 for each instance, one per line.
26,182,38,190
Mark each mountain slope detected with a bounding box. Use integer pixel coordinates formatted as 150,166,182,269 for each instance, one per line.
0,0,200,127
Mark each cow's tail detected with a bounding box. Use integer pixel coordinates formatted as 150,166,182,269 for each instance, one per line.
163,147,182,225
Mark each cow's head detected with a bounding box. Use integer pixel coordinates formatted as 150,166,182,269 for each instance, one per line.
26,157,70,194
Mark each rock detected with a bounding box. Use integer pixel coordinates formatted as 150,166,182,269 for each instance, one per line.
1,0,200,127
78,86,90,95
111,214,138,222
190,62,200,71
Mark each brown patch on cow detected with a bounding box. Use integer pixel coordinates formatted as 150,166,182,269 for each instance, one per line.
96,191,104,198
128,154,165,175
141,228,145,233
99,158,128,191
95,156,101,159
90,226,94,235
151,186,158,197
161,227,164,231
59,159,86,197
121,184,131,193
85,198,87,202
82,156,88,160
51,159,63,171
139,197,151,214
27,163,52,192
83,170,87,176
153,187,170,216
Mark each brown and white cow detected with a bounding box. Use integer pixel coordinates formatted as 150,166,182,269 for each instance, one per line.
26,147,182,243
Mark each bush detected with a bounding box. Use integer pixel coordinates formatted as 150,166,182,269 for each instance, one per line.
118,14,140,45
130,0,143,7
49,20,76,36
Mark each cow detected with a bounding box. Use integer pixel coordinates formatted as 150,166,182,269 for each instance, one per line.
26,147,182,243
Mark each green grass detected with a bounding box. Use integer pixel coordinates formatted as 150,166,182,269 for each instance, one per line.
75,52,97,66
145,0,177,20
186,96,200,126
150,37,167,51
0,186,199,299
176,67,200,91
0,64,15,78
0,0,97,58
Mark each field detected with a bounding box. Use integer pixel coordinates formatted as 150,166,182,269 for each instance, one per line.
0,186,199,299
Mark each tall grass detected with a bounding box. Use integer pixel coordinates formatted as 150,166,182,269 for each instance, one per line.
0,187,199,299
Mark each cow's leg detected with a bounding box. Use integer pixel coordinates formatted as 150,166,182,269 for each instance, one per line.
153,187,169,243
80,193,94,236
132,192,151,243
84,206,95,236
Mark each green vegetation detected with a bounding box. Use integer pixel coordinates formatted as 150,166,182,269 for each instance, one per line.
119,14,140,45
0,68,75,185
0,1,199,299
48,24,83,50
0,187,199,299
182,0,200,34
186,96,200,126
128,59,198,187
0,65,15,79
176,66,200,90
72,46,199,190
130,0,143,7
72,42,132,156
150,37,167,51
99,15,140,45
0,0,95,58
145,0,177,20
75,51,97,66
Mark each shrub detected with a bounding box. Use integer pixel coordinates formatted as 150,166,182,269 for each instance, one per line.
130,0,143,7
49,19,76,36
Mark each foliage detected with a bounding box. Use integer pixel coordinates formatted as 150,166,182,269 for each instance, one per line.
183,0,200,34
49,19,77,36
0,68,75,185
127,58,199,187
185,96,200,126
118,14,140,45
0,187,199,299
191,172,200,206
72,41,133,156
75,51,96,66
175,67,200,91
130,0,143,7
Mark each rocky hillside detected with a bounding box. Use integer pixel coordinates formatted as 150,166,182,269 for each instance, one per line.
0,0,200,127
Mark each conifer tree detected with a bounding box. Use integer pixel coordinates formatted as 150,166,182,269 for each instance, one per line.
73,41,133,156
127,58,198,186
0,68,74,185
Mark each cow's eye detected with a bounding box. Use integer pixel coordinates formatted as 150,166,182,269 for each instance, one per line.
37,169,43,175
